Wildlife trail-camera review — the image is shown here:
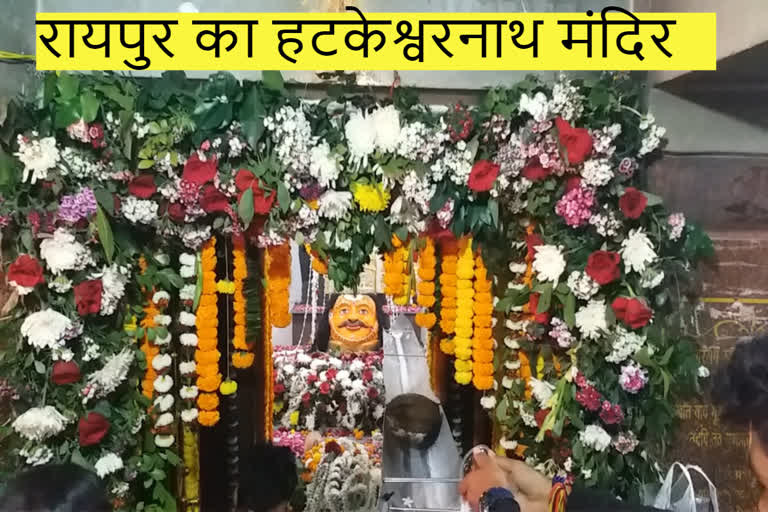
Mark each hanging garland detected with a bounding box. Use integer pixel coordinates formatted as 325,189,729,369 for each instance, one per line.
150,277,176,450
439,239,459,355
453,238,475,386
196,237,221,427
232,236,254,369
266,243,291,328
383,235,410,305
472,251,494,391
415,237,437,329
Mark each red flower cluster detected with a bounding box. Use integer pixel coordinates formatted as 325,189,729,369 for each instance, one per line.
468,160,500,192
447,103,473,142
52,361,81,385
235,169,276,215
599,401,625,425
619,187,648,219
527,293,551,324
612,297,653,329
522,156,550,182
78,412,110,447
7,254,44,291
73,280,103,316
128,174,157,198
574,372,625,427
575,385,602,412
555,117,593,166
585,251,621,286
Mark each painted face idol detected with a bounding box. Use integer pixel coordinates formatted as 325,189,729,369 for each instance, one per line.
328,295,379,353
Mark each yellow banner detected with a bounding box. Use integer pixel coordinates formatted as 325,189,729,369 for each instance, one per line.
35,9,716,71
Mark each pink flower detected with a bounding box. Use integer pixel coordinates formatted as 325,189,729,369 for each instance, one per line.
575,385,602,411
555,186,595,227
619,364,648,394
319,381,331,395
599,402,624,425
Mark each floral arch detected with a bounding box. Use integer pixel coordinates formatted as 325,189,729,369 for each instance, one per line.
0,69,712,509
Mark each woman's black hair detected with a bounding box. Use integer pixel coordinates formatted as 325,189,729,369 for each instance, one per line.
713,335,768,447
313,293,389,352
0,463,110,512
239,443,298,512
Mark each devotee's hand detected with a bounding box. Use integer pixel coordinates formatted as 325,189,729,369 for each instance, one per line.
493,457,551,512
458,453,509,511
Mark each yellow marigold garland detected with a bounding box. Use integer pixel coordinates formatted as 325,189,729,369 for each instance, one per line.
266,243,291,328
472,251,494,391
137,256,159,400
232,236,254,369
453,238,474,385
196,237,221,427
384,235,410,305
182,425,200,511
439,239,459,355
304,243,328,275
415,237,437,329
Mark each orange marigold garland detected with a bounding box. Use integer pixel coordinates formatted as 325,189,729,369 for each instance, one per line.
472,251,494,391
266,243,291,328
232,236,254,369
439,238,459,355
384,235,410,305
453,238,474,385
196,237,221,427
415,237,437,329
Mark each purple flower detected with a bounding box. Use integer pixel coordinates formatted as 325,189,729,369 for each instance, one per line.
58,188,98,223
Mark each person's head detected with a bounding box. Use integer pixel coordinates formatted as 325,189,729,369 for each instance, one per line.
0,463,110,512
714,336,768,490
240,443,298,512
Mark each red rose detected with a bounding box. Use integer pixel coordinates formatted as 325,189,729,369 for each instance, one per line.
612,297,653,329
182,153,218,185
200,185,230,213
522,157,550,182
468,160,500,192
555,117,593,166
525,233,543,260
319,381,331,395
7,254,44,290
273,383,285,394
168,203,186,223
528,293,550,324
367,387,379,399
565,176,582,192
52,361,81,385
585,251,621,285
78,412,110,447
325,368,338,381
362,369,373,383
73,280,103,316
235,169,276,215
128,174,157,198
619,187,648,219
301,392,311,404
307,374,318,385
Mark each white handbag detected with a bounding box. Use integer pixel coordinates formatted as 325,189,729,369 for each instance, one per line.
651,462,719,512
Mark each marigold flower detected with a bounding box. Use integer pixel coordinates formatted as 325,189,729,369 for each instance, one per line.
197,392,220,411
474,280,492,293
197,373,222,393
417,295,436,308
198,410,220,427
197,363,219,378
195,349,221,365
474,362,494,376
473,375,494,390
455,359,473,372
473,349,494,363
455,371,472,385
440,339,455,354
233,351,254,368
415,312,437,329
474,315,493,328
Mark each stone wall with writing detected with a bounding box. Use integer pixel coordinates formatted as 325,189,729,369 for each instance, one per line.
649,155,768,512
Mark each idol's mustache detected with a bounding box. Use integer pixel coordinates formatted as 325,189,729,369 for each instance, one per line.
339,319,368,328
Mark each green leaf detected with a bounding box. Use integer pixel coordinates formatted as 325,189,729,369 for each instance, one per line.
34,360,46,375
564,292,576,327
634,347,654,367
193,254,203,311
56,73,80,100
241,87,266,148
80,92,101,122
642,191,663,207
54,102,80,129
661,369,671,399
537,283,553,313
20,229,34,253
138,159,155,170
95,205,115,264
488,199,499,228
0,145,18,188
238,188,255,227
277,182,290,214
93,188,114,216
262,70,285,91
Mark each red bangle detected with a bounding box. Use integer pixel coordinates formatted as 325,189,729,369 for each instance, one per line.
548,482,568,512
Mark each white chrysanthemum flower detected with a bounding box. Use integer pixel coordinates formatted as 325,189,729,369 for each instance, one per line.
180,386,199,400
532,245,566,283
519,92,550,122
154,394,175,413
575,300,607,341
155,332,172,346
94,452,123,478
179,312,196,327
530,379,555,408
308,141,341,188
504,337,521,349
372,105,401,153
85,348,134,399
180,265,195,279
152,354,173,372
12,406,69,441
153,315,171,327
40,228,93,275
21,309,72,350
97,265,127,316
153,291,171,304
504,360,521,370
180,284,196,301
479,395,498,411
567,271,600,301
579,425,612,452
345,110,376,163
181,409,199,423
155,434,175,448
179,361,197,375
180,253,196,267
154,375,173,393
155,412,174,428
15,134,60,184
621,229,657,274
318,190,353,221
180,333,199,347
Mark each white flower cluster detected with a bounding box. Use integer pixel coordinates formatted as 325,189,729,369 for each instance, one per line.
581,159,614,188
265,105,315,175
532,245,566,283
21,309,72,350
59,147,109,180
228,136,245,159
591,124,622,156
121,196,159,225
567,271,599,301
513,400,538,428
401,170,436,215
372,105,402,153
575,300,608,341
84,348,135,402
550,78,584,122
12,406,69,441
621,229,657,273
396,120,448,163
308,141,341,189
530,378,555,409
15,133,60,184
667,212,686,241
181,225,212,250
638,114,666,157
96,264,128,316
589,207,622,238
579,424,612,452
81,336,101,362
40,228,94,275
605,327,646,364
519,92,551,122
430,140,473,185
94,452,124,478
20,445,54,466
548,317,575,348
318,190,353,221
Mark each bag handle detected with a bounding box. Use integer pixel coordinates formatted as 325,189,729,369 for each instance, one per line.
685,465,719,512
653,462,694,509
